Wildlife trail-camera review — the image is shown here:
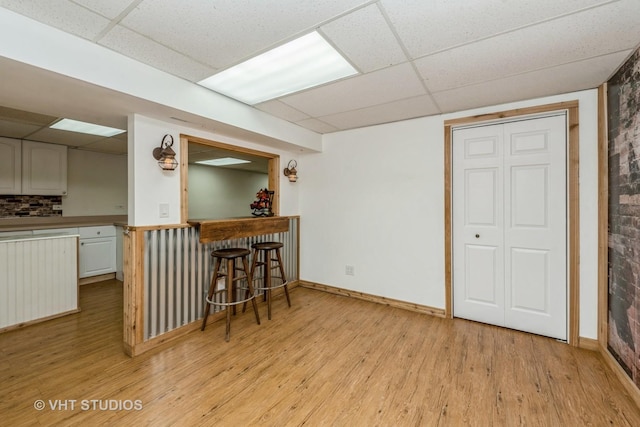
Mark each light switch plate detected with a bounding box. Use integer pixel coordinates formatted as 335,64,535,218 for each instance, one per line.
159,203,169,218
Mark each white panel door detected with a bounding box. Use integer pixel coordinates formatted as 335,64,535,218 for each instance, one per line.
503,117,567,339
452,115,567,340
452,126,505,326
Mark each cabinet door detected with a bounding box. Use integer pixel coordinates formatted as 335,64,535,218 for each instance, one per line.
0,138,21,194
79,237,116,278
22,140,67,195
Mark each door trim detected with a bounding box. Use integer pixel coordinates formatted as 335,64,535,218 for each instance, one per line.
444,101,580,346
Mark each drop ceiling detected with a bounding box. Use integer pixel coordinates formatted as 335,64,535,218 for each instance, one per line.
0,0,639,155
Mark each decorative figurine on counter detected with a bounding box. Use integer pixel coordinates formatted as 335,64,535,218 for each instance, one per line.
250,188,274,217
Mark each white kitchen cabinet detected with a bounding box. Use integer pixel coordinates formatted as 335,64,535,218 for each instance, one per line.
79,226,116,278
21,140,67,195
0,138,21,194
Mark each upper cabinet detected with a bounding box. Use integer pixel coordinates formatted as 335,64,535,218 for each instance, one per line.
0,138,22,194
21,140,68,196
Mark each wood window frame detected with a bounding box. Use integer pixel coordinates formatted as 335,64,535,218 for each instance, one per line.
179,134,280,223
443,101,580,346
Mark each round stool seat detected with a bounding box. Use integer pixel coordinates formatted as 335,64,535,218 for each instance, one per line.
251,241,284,251
212,248,251,259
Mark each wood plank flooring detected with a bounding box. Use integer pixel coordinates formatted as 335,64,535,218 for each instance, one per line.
1,279,639,426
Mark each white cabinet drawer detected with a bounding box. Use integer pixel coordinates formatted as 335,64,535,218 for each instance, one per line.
79,225,116,238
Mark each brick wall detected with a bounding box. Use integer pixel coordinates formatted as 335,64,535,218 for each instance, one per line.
607,47,640,387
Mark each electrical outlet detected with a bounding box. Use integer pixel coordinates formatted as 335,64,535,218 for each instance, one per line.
345,265,355,276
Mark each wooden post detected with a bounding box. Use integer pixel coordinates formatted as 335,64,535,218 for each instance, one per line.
123,227,145,356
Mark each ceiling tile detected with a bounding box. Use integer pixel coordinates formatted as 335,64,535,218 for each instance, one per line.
79,137,128,154
120,0,371,69
255,100,310,123
73,0,138,19
27,127,107,147
0,0,110,40
0,106,57,126
0,119,44,139
380,0,609,58
319,94,440,130
433,50,632,113
280,62,426,117
415,0,640,92
321,4,407,73
294,118,339,134
99,25,217,81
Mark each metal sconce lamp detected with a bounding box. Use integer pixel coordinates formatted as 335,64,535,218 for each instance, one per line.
153,134,178,171
283,160,298,182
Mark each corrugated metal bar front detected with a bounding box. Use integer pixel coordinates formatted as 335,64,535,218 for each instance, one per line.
143,217,299,340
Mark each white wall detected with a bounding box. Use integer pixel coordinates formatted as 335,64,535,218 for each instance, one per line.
129,114,301,226
63,149,127,216
300,89,599,339
188,164,268,219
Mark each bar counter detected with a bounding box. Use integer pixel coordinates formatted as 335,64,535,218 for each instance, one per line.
187,216,290,243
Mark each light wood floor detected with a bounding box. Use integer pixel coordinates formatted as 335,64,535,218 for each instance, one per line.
2,280,640,426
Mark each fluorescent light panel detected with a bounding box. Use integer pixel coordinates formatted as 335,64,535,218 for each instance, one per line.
50,118,125,137
198,31,358,104
196,157,251,166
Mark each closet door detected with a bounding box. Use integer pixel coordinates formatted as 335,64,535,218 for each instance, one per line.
452,124,505,327
453,114,567,340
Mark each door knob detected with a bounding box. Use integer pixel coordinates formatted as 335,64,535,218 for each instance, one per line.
475,234,480,238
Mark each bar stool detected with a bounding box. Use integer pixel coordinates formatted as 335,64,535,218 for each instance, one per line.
248,241,291,320
201,247,260,341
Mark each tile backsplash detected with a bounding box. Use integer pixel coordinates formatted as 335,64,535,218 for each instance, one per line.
0,195,62,217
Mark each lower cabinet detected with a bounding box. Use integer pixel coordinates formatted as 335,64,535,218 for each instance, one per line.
79,226,116,279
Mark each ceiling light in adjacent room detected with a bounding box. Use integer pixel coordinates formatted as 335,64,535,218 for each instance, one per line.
198,31,358,104
196,157,251,167
50,118,125,137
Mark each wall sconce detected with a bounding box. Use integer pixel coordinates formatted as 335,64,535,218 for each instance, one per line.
152,134,178,171
283,160,298,182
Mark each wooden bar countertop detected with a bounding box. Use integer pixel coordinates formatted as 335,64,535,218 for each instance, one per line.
188,216,290,243
0,215,128,232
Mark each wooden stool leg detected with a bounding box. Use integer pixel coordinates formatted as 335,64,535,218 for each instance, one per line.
202,257,222,331
242,249,259,313
265,249,273,320
275,248,291,307
225,258,234,342
242,255,261,325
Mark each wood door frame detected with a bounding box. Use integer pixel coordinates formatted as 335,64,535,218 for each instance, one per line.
444,101,580,346
178,134,280,224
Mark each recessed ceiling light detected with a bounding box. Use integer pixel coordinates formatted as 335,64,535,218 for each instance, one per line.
196,157,251,166
198,31,358,105
50,118,126,137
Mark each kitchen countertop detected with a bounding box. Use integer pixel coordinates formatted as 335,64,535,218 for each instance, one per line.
0,215,128,232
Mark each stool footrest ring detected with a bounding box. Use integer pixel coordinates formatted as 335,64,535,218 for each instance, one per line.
206,293,256,307
254,280,289,291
